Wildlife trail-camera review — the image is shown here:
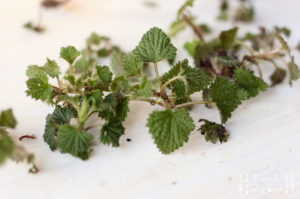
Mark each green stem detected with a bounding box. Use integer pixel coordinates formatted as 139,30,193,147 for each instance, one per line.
161,75,183,91
153,62,171,109
173,100,212,110
56,77,62,88
69,63,73,75
153,62,162,87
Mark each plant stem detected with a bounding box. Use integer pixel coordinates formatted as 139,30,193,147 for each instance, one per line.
161,75,182,91
254,63,263,79
129,98,165,107
153,62,171,109
51,85,63,94
235,39,254,54
173,100,212,110
241,47,283,66
56,77,62,88
153,62,161,87
69,63,74,75
254,47,282,59
182,14,205,42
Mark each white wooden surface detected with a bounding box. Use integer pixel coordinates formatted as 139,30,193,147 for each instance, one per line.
0,0,299,198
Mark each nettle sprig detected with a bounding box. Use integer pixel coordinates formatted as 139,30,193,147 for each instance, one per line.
25,24,298,160
0,109,38,173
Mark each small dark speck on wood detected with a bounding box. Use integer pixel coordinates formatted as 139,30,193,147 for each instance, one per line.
126,138,132,142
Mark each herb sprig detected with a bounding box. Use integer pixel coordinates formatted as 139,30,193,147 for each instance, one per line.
24,0,300,160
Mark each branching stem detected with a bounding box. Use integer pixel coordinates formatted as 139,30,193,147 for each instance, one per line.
129,97,165,107
173,100,212,110
161,75,182,91
153,62,171,109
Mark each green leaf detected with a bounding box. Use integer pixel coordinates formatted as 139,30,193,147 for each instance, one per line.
57,125,93,160
161,59,211,98
233,67,268,98
146,108,195,154
98,93,118,120
26,73,53,101
133,27,177,63
74,56,90,73
275,34,291,54
100,119,125,147
172,79,186,98
98,93,129,122
194,42,214,61
116,97,130,122
275,26,291,37
209,76,248,123
26,58,60,79
122,54,143,76
199,24,212,34
97,48,111,57
43,106,77,151
0,131,14,165
219,27,238,50
43,58,61,78
64,74,76,85
184,63,212,94
95,65,113,89
218,54,240,68
288,57,300,85
0,109,17,129
132,77,154,99
86,32,103,46
26,65,46,78
111,76,130,94
44,115,57,150
60,46,80,64
51,106,77,124
198,119,229,144
184,40,199,57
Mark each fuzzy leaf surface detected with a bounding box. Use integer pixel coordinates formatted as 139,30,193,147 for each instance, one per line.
146,108,195,154
57,125,93,160
60,46,80,64
133,27,177,63
209,76,247,123
100,119,125,147
233,67,268,98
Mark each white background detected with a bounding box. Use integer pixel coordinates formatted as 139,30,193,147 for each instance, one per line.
0,0,299,198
